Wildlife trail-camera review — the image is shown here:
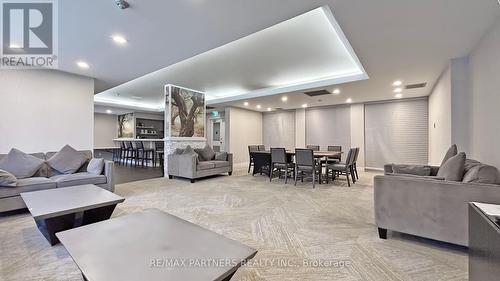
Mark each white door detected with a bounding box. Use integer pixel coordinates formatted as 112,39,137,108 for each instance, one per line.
210,119,225,152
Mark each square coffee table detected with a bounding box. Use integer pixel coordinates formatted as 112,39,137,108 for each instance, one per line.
21,184,125,245
56,209,257,281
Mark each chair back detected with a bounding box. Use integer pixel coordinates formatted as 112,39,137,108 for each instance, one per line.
136,141,145,150
295,149,315,167
343,148,355,168
120,141,126,149
154,141,164,151
306,145,320,151
271,148,287,164
327,145,342,161
258,145,266,151
353,147,360,164
124,141,133,149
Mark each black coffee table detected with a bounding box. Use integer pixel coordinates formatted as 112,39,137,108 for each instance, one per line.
21,184,124,245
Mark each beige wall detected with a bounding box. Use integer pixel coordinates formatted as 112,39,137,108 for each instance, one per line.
226,107,262,165
350,104,365,168
262,111,295,150
469,19,500,168
428,66,452,165
94,113,118,147
0,70,94,153
295,109,306,148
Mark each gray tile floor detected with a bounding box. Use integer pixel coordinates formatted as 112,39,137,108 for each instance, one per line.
0,169,468,281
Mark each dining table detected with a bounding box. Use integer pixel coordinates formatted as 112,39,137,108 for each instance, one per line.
250,150,342,177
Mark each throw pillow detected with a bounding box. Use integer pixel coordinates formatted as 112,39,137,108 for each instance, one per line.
440,144,458,168
462,164,500,185
215,152,228,161
0,169,17,187
174,148,184,155
195,144,216,162
464,159,481,173
183,145,199,163
0,148,44,179
87,158,105,175
47,145,87,175
392,164,431,176
437,152,466,181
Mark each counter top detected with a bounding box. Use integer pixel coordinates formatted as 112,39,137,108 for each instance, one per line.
113,139,165,142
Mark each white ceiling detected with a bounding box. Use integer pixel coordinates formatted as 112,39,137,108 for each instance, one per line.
57,0,500,111
94,6,367,110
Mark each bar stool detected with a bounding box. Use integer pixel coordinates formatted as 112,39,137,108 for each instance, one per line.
124,141,136,166
135,141,155,167
154,141,164,168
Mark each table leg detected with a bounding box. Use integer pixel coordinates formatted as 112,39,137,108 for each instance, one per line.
81,204,117,225
35,213,77,246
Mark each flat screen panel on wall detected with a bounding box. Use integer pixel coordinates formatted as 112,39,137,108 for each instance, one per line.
364,99,428,169
305,105,351,152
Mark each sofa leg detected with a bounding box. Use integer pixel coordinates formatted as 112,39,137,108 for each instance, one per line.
190,179,195,183
168,175,173,179
228,172,232,176
378,227,387,239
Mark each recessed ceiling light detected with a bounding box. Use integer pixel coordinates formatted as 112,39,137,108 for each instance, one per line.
256,105,261,109
106,109,113,114
301,104,308,108
392,80,403,87
395,93,403,99
76,61,89,69
267,107,272,111
393,88,403,93
333,88,341,95
346,98,352,103
244,102,249,106
112,35,127,45
281,96,288,102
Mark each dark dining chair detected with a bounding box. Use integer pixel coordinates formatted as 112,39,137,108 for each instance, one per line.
352,147,360,180
306,145,320,151
248,145,259,173
270,148,294,183
294,148,322,188
327,148,356,187
135,141,155,167
327,146,342,162
154,141,164,167
123,141,136,166
258,145,266,151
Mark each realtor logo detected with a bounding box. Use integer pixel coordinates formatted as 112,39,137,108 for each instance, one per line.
1,0,58,68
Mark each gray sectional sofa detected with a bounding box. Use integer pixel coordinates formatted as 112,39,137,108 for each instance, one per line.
374,157,500,246
167,145,232,183
0,150,114,213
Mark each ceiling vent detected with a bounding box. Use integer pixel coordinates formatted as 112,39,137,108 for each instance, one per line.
405,82,427,90
304,90,331,97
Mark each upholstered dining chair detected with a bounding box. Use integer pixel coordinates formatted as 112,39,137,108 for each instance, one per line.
248,145,259,173
327,148,356,187
295,148,322,188
258,145,266,151
306,145,320,151
352,147,360,180
270,148,294,183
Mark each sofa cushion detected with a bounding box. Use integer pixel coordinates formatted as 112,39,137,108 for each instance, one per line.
440,144,458,168
87,158,104,175
47,145,87,175
195,144,216,161
437,152,466,181
0,177,56,199
464,159,481,173
197,162,215,171
0,148,44,179
214,152,228,161
210,161,230,168
50,172,107,188
0,169,17,187
392,164,431,176
462,164,500,185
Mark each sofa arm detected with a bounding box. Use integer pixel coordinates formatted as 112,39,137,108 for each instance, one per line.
227,153,233,171
374,174,500,246
103,160,115,192
168,154,197,178
384,163,440,176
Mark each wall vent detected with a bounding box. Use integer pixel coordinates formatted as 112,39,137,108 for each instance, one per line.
304,90,331,97
405,82,427,89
